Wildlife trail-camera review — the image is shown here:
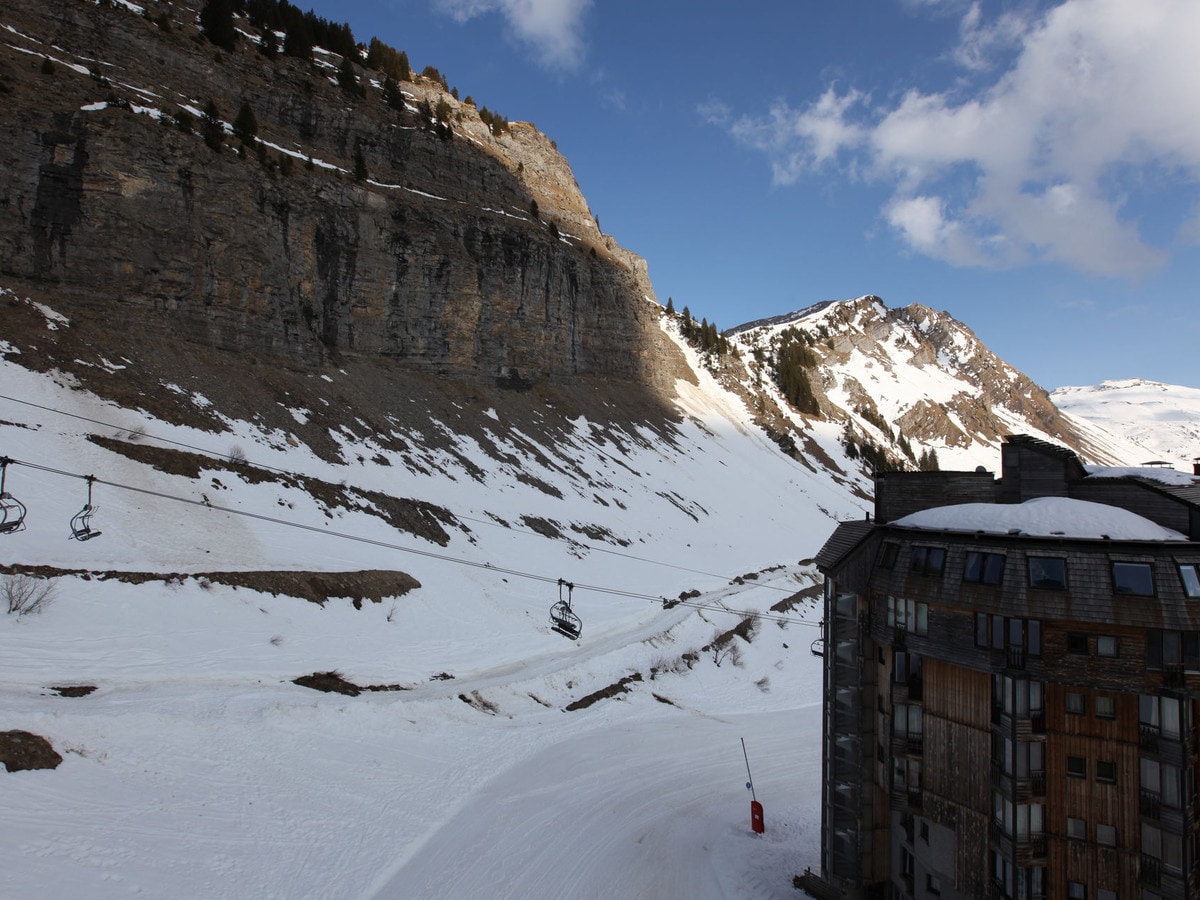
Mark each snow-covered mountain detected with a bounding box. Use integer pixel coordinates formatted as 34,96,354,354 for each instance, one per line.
723,294,1154,472
1051,378,1200,468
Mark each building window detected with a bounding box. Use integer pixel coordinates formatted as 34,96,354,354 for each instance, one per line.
1096,760,1116,783
878,542,899,569
964,551,1005,584
886,597,928,635
1029,556,1067,589
1097,635,1118,657
1143,822,1185,874
1145,629,1200,670
1068,882,1087,900
975,616,1041,656
1067,817,1086,840
1067,692,1086,715
1067,756,1087,778
1140,694,1183,739
1141,758,1183,809
893,703,923,740
1096,823,1116,846
893,651,922,689
910,545,946,576
919,820,929,842
1113,561,1155,596
1179,563,1200,598
1095,695,1115,719
926,874,941,896
994,675,1044,722
1067,632,1089,654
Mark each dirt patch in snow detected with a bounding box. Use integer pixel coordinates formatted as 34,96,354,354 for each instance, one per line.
564,672,643,711
0,730,63,772
0,564,420,607
49,685,97,697
293,671,412,696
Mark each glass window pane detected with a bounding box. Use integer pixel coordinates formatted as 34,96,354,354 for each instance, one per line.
984,553,1006,584
915,603,928,635
1164,631,1181,665
1009,618,1023,647
1180,563,1200,598
1114,561,1155,595
1029,556,1067,589
1028,620,1042,656
964,551,983,583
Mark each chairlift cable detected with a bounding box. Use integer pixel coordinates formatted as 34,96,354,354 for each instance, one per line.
0,392,809,594
0,455,820,626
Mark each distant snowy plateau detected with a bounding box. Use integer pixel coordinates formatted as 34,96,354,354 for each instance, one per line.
1,290,1197,899
1052,378,1200,466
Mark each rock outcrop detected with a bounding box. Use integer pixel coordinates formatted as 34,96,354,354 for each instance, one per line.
0,0,672,387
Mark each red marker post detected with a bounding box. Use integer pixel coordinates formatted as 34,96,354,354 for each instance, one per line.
742,737,765,834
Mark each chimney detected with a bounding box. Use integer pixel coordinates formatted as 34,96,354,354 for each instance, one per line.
1194,457,1200,477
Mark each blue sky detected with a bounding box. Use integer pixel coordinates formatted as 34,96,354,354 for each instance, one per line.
299,0,1200,391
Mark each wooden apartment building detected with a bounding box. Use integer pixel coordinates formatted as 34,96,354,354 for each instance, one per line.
804,435,1200,900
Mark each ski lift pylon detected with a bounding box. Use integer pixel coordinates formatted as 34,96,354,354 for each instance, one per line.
0,457,27,535
549,577,582,640
69,475,102,541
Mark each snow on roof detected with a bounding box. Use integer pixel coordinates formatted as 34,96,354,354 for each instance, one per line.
893,496,1189,541
1084,464,1197,486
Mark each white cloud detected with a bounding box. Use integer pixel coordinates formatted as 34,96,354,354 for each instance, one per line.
713,0,1200,277
432,0,592,69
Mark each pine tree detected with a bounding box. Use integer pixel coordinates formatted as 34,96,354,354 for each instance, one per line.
232,101,258,145
199,0,237,52
337,57,360,96
665,297,675,315
283,17,314,59
201,100,224,152
259,28,278,59
382,77,405,112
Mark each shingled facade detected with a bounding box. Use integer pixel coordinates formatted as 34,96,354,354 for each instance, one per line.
804,435,1200,900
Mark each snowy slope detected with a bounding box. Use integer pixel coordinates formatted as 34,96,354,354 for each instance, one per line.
1051,378,1200,467
1,293,845,899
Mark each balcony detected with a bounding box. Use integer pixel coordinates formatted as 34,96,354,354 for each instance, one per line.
1006,645,1026,670
1140,854,1162,887
1164,664,1186,688
1028,771,1046,796
1141,788,1162,820
1014,831,1047,865
1141,723,1162,754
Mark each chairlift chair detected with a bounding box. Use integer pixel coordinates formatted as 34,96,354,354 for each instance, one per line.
0,458,27,535
549,578,582,640
810,638,825,658
69,476,102,541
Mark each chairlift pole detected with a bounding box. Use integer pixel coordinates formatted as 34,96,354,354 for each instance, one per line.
741,737,765,833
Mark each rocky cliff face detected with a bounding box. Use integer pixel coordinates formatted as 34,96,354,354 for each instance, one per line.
0,0,671,388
